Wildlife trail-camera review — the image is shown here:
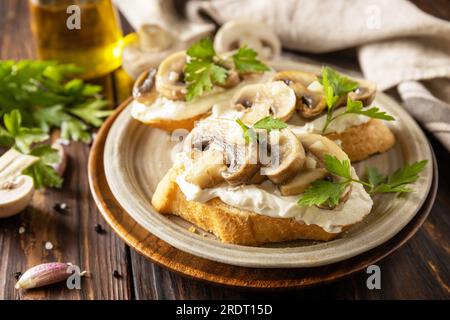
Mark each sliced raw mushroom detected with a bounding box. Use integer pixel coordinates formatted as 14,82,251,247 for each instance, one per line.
133,67,158,104
273,71,327,118
0,149,39,218
279,168,328,196
155,51,187,101
348,79,377,106
232,81,296,125
296,134,352,208
214,20,281,61
184,119,259,187
184,149,226,189
262,128,305,184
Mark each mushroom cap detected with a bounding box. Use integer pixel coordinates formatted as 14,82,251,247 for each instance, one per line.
262,128,305,184
156,51,187,101
273,71,327,119
232,81,297,125
214,20,281,61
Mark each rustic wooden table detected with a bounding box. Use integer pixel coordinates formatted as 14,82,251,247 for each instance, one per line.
0,0,449,300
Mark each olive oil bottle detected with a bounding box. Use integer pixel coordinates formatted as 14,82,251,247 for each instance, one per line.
30,0,123,79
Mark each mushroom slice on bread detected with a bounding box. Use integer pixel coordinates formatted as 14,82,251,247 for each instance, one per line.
231,81,296,125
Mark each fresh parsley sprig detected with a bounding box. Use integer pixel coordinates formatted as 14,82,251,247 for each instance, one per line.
297,154,428,207
366,160,428,194
185,39,269,101
0,60,111,143
0,110,62,189
236,116,288,143
320,66,394,133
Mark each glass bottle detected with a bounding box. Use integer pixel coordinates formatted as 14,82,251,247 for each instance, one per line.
30,0,123,79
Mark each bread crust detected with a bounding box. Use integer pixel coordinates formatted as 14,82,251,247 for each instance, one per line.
327,119,395,162
152,166,339,246
138,113,206,132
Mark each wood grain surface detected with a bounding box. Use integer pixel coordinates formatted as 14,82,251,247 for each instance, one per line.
0,0,449,299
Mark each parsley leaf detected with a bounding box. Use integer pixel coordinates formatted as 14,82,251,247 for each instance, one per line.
320,66,359,97
0,110,62,189
366,160,428,194
185,60,228,101
253,116,288,131
323,154,352,180
0,60,110,143
232,45,270,73
184,39,269,101
346,98,395,121
320,66,394,133
297,180,346,207
236,118,256,143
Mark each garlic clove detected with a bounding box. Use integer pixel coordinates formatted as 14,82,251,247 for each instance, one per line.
51,142,67,177
15,262,86,290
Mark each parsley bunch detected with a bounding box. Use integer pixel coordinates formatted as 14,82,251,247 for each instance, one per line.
298,154,428,207
320,66,394,133
0,60,112,143
185,39,269,101
0,110,62,188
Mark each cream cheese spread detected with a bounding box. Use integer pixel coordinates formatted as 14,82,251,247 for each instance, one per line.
175,169,373,234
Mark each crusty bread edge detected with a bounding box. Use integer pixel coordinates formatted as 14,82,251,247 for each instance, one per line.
152,165,343,246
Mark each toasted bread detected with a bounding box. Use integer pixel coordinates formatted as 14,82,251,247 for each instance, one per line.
152,165,340,246
137,114,205,132
326,119,395,162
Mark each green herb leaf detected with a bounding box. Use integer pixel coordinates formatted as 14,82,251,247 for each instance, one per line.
366,166,385,191
323,154,352,180
232,45,270,73
297,180,347,207
320,66,359,98
387,160,428,187
253,116,288,131
61,119,92,143
236,119,256,143
365,160,428,194
346,97,395,121
186,38,216,60
0,60,110,143
24,161,63,189
185,39,268,101
185,60,228,101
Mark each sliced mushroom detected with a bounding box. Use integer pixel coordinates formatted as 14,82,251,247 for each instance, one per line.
155,51,187,101
348,79,377,106
279,168,328,196
0,149,39,218
184,119,259,187
214,20,281,61
232,81,296,125
184,149,226,189
273,71,327,118
262,129,305,184
133,67,158,104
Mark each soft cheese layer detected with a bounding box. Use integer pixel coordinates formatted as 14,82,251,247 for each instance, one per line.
131,71,274,122
175,168,373,234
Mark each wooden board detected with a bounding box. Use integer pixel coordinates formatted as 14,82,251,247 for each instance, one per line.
88,98,438,289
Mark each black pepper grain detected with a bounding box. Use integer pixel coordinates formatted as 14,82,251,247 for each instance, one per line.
94,224,106,234
112,270,122,278
53,202,68,214
14,272,22,280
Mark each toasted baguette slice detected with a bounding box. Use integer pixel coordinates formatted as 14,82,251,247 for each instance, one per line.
326,119,395,162
152,165,340,246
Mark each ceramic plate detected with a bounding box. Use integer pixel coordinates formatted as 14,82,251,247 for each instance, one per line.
103,60,433,268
